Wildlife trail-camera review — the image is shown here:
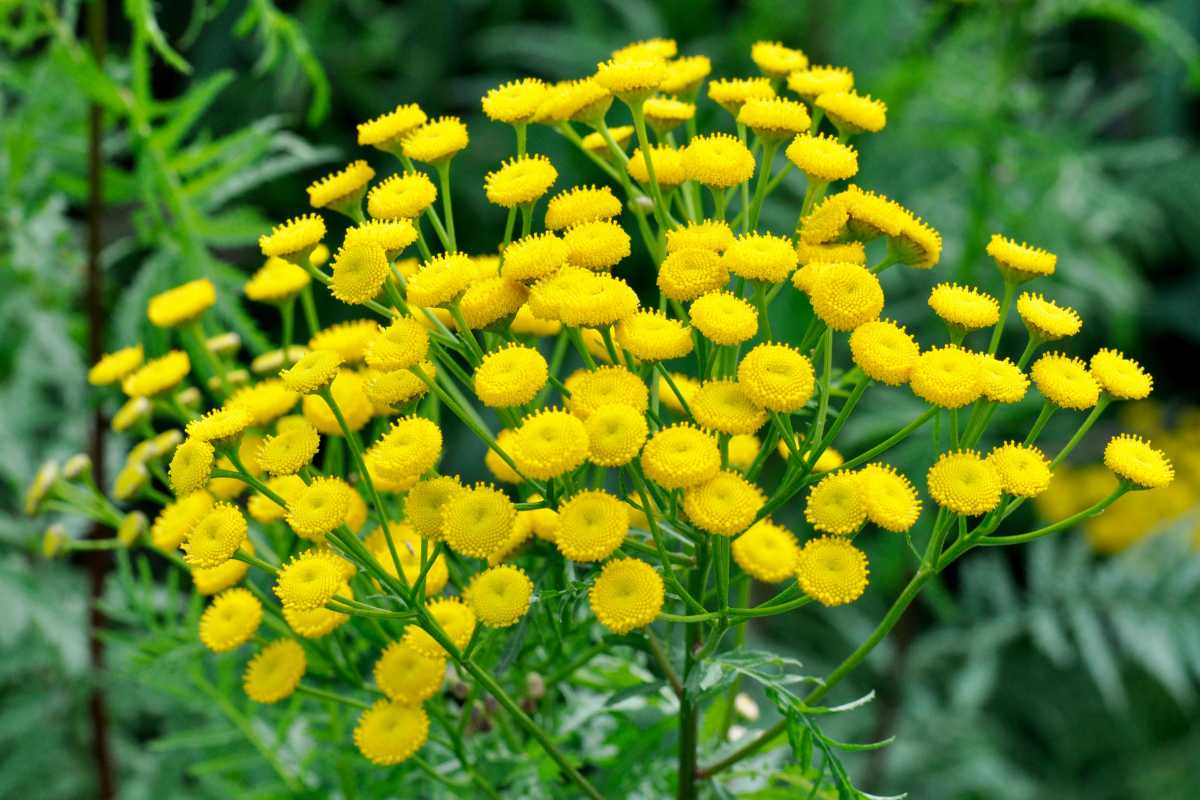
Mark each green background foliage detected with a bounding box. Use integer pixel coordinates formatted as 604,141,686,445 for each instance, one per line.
2,0,1198,797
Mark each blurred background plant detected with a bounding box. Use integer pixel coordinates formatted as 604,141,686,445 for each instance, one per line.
2,0,1198,797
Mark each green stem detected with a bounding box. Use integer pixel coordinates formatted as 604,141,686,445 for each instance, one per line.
987,280,1017,356
435,161,457,251
747,139,780,231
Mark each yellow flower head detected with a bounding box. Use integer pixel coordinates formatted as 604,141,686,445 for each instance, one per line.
199,588,262,652
228,380,299,427
613,38,678,62
371,415,443,481
751,41,809,78
666,219,735,254
466,564,533,628
89,345,144,386
305,323,375,366
562,219,631,270
684,470,764,536
191,541,253,595
354,700,429,766
690,291,758,345
485,154,558,208
738,343,815,412
707,77,776,115
859,464,922,532
117,510,148,547
691,379,768,435
511,409,589,480
329,241,389,305
627,144,687,187
1103,433,1174,490
732,520,800,582
589,558,664,634
458,275,529,329
728,434,760,471
798,193,851,245
842,185,909,240
362,318,426,373
816,90,887,134
1090,348,1152,400
808,262,884,331
723,232,799,284
585,403,649,467
248,475,306,523
122,350,190,398
283,595,349,638
441,483,516,558
893,211,943,269
544,185,622,231
302,370,372,435
502,232,569,281
113,460,148,501
928,283,1000,330
406,475,464,539
927,450,1002,516
482,77,548,124
404,597,477,658
402,116,469,164
909,345,984,409
643,96,695,132
988,442,1052,498
977,355,1029,404
535,78,612,125
186,406,253,444
661,55,712,95
557,273,639,328
641,423,721,489
374,639,446,704
259,214,326,259
849,320,919,386
287,477,351,540
556,489,629,561
244,639,306,704
182,502,247,568
308,160,375,212
795,241,867,267
682,134,756,187
147,279,217,329
257,419,320,476
805,471,866,535
797,537,869,607
280,349,342,394
407,252,473,307
616,310,693,362
594,56,666,99
658,248,730,302
357,103,427,151
367,171,438,220
344,219,418,258
787,65,854,99
986,234,1056,282
274,549,346,611
169,437,214,496
1016,292,1081,341
737,97,812,141
1031,352,1101,410
474,344,548,409
151,490,214,551
566,366,648,420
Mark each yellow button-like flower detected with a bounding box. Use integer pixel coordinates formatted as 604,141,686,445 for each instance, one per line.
243,639,306,704
1103,433,1174,490
474,344,548,408
1090,348,1152,400
684,470,764,536
707,77,775,116
808,262,884,331
594,56,666,99
482,77,548,124
728,434,760,471
374,639,446,704
248,476,305,523
658,248,730,302
367,171,437,220
616,310,693,362
466,564,533,627
199,587,262,652
485,154,558,208
151,490,213,551
257,419,320,476
660,55,712,95
357,103,427,152
122,350,191,398
228,379,299,426
280,349,342,394
627,144,687,187
585,404,649,467
329,241,389,306
738,97,811,141
183,502,247,568
987,442,1052,498
371,415,443,480
406,252,473,307
751,41,808,78
928,283,999,330
796,241,866,267
186,406,253,443
544,185,622,231
665,219,735,254
1016,292,1081,341
402,116,469,164
511,409,589,480
659,372,699,416
89,345,144,386
927,450,1002,516
283,594,349,638
796,536,869,607
849,319,919,386
805,471,866,534
169,437,214,496
682,133,756,187
146,278,217,329
192,541,252,595
612,38,677,62
1031,352,1100,410
404,597,477,658
566,366,648,420
557,273,639,328
556,489,630,561
691,379,768,435
723,232,799,284
816,90,887,134
308,160,375,212
502,232,569,282
859,463,922,532
405,475,464,540
589,558,664,634
909,345,983,409
535,78,612,125
274,549,346,611
441,483,516,558
690,291,758,345
458,276,528,329
563,219,631,271
986,234,1056,282
738,343,815,412
641,423,721,489
732,520,800,582
302,370,372,435
259,214,326,258
354,700,429,766
787,65,855,100
643,96,695,133
286,477,351,540
344,219,418,258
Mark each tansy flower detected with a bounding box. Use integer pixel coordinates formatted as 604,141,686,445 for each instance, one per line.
368,172,438,221
684,470,764,536
116,511,147,547
585,404,649,466
544,185,622,230
738,343,815,412
374,640,446,704
402,116,469,164
566,366,648,420
527,266,595,320
737,97,811,141
364,317,428,373
169,438,213,496
626,145,687,187
280,349,342,394
191,541,253,595
441,483,516,558
199,588,261,652
751,41,808,78
485,430,520,485
147,279,217,329
805,471,866,534
1031,352,1100,410
151,490,214,551
182,503,247,568
508,303,561,337
485,154,558,208
557,273,639,328
404,598,476,657
248,475,306,523
986,234,1056,282
589,558,664,634
660,55,712,95
357,103,427,152
859,464,922,532
186,406,253,443
511,409,589,480
807,262,884,331
665,220,734,254
287,477,351,540
257,420,320,475
728,434,760,471
274,549,346,611
816,90,887,134
690,291,758,345
556,490,630,561
928,283,1000,330
243,639,306,704
563,219,631,270
306,322,377,366
641,424,721,489
113,461,148,501
406,253,473,307
657,248,730,302
89,345,144,386
723,233,799,284
988,442,1052,498
660,372,700,416
482,77,548,123
909,346,984,409
534,78,612,125
122,350,190,397
682,134,755,187
371,415,443,480
1090,348,1152,400
796,537,869,607
1016,292,1081,341
706,77,775,115
616,310,693,361
1103,434,1174,490
732,520,800,582
927,450,1002,516
259,214,326,259
228,380,299,426
978,355,1029,404
502,232,569,281
310,243,330,268
893,211,943,269
329,242,389,305
283,595,349,638
308,160,374,214
458,276,528,329
798,193,851,245
849,320,919,385
354,700,429,766
842,185,909,239
643,96,695,132
405,476,463,539
612,38,677,61
787,65,854,100
691,380,768,435
302,371,372,435
594,56,666,99
795,240,867,267
250,346,307,377
473,345,548,408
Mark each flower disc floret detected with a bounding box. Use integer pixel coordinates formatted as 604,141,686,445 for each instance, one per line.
732,520,800,582
244,639,306,703
928,283,1000,330
308,160,374,210
690,291,758,345
691,380,769,435
657,248,729,302
407,253,473,307
927,450,1002,515
805,471,866,534
682,134,755,187
274,550,346,611
474,345,548,408
616,310,693,361
589,558,664,634
402,116,469,164
287,477,351,540
797,537,869,607
1103,434,1174,489
723,233,799,283
374,640,446,704
909,346,983,409
585,404,649,467
859,464,922,532
511,409,589,480
738,343,815,412
183,503,247,568
147,279,216,328
441,483,516,558
684,470,764,536
987,443,1052,498
485,154,558,208
1090,348,1152,400
556,490,630,561
808,262,884,331
1031,352,1100,410
849,320,919,385
330,242,390,305
199,588,261,652
640,424,721,489
354,700,429,766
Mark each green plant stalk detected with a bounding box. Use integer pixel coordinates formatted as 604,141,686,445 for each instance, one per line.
1051,396,1111,468
628,102,675,230
299,284,321,335
747,139,780,231
978,483,1131,546
1024,401,1056,445
435,161,457,251
280,297,295,353
987,279,1017,355
183,320,229,398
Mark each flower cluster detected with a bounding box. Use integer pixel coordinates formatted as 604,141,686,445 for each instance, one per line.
30,36,1173,794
